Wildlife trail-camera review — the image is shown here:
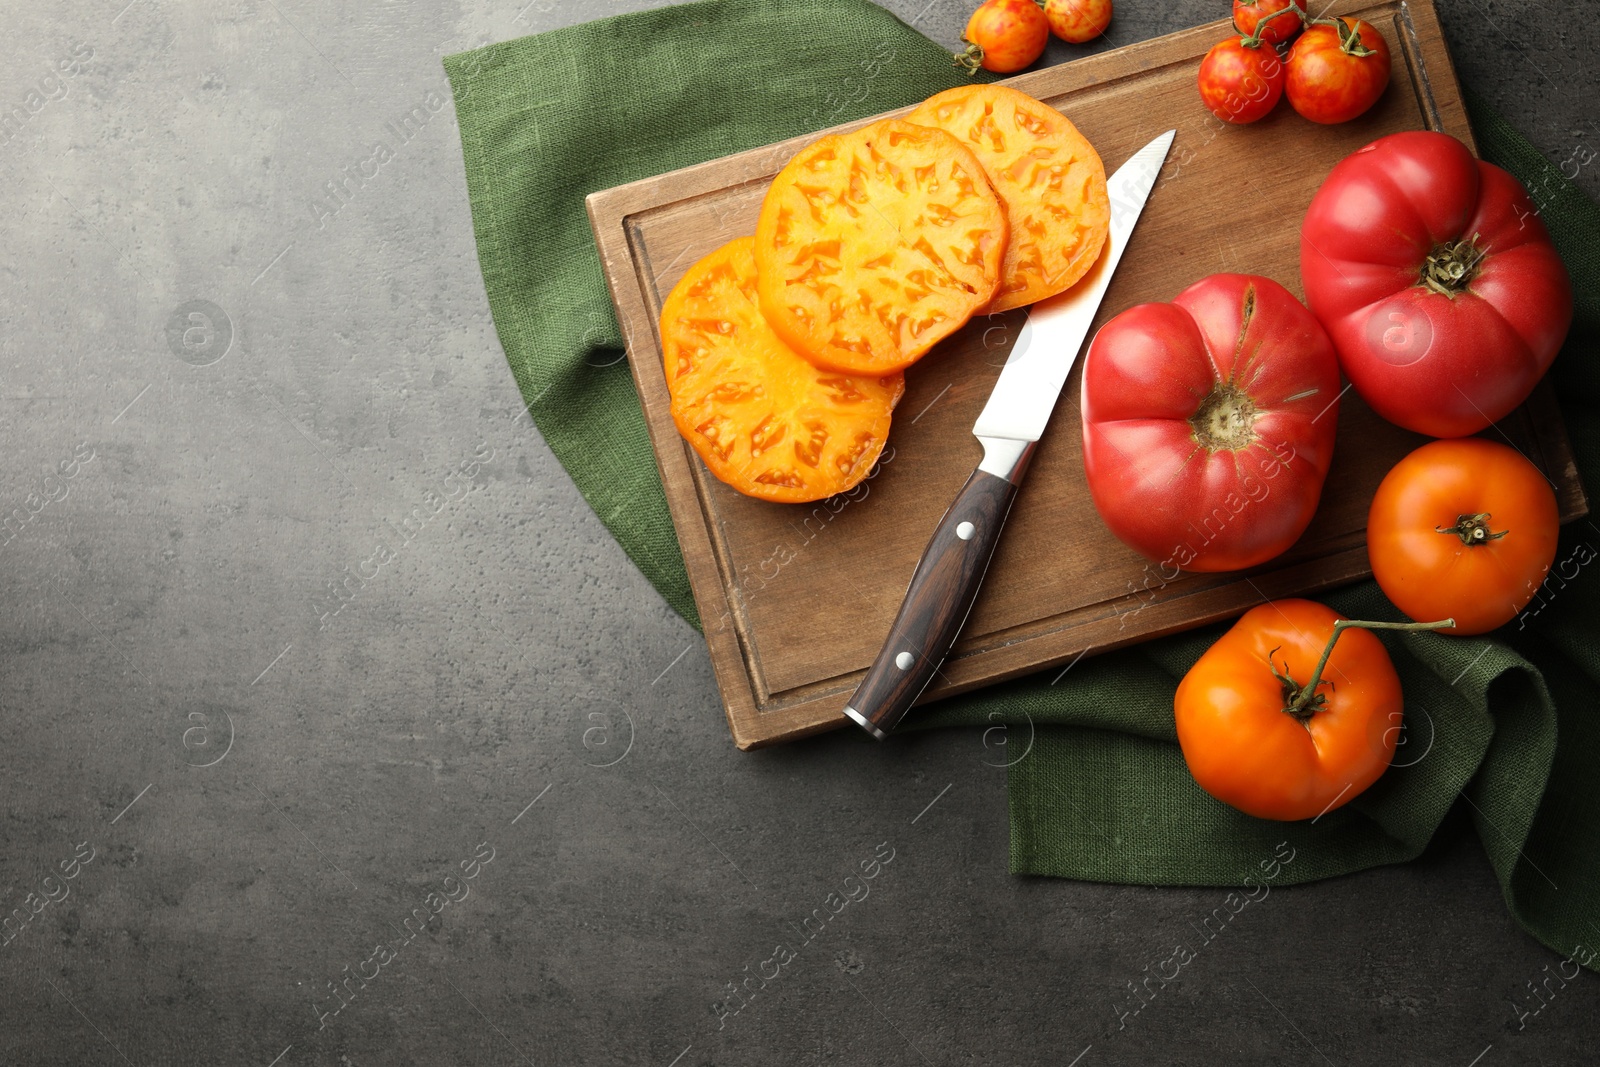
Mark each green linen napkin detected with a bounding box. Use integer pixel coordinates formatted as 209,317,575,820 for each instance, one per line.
444,0,1600,967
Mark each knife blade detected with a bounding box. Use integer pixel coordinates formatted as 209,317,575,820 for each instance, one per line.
843,130,1177,740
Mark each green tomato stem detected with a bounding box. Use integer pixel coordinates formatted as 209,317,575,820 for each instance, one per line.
1306,14,1378,57
954,41,985,76
1278,616,1456,723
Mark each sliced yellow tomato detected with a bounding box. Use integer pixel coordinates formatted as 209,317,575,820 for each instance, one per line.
754,118,1007,375
659,237,904,504
908,85,1109,312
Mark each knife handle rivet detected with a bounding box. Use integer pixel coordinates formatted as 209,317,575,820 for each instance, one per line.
894,652,915,670
956,521,975,541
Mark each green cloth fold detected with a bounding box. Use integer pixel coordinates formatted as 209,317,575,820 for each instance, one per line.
445,0,1600,966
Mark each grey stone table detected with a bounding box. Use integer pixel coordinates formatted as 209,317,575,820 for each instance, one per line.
2,1,1596,1064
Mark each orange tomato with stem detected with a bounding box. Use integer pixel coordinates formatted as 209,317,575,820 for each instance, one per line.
1043,0,1112,44
956,0,1050,74
1366,439,1559,635
1175,599,1453,821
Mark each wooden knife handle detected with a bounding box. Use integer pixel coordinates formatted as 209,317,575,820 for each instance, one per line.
844,466,1021,738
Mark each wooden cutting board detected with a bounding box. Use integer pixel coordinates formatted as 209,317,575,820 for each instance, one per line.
587,0,1587,749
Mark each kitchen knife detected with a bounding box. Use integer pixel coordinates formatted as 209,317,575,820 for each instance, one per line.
843,129,1177,740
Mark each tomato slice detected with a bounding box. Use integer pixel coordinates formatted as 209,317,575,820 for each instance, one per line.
908,85,1109,312
660,237,904,504
754,118,1007,375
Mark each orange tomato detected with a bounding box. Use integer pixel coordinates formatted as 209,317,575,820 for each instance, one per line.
957,0,1050,74
1366,438,1559,635
754,118,1007,376
907,85,1109,312
1043,0,1113,43
660,237,904,503
1175,599,1447,821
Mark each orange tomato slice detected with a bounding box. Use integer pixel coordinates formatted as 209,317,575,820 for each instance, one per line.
907,85,1109,312
754,118,1007,375
660,237,904,504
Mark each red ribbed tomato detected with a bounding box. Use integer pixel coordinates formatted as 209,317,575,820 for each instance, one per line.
1080,274,1341,573
1300,131,1573,437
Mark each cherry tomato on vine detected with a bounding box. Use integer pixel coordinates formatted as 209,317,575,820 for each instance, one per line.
1176,599,1452,821
956,0,1050,75
1044,0,1113,44
1197,12,1293,124
1233,0,1306,45
1285,17,1391,124
1367,439,1559,635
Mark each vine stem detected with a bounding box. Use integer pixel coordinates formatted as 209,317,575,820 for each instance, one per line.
1306,13,1378,56
1283,617,1456,721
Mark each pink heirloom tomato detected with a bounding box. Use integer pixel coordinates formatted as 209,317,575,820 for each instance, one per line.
1300,131,1573,437
1081,274,1341,573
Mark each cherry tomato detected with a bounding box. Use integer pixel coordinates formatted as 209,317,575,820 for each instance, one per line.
1284,17,1391,124
1081,274,1341,573
1233,0,1305,45
1044,0,1112,44
1176,599,1450,821
1367,439,1559,635
956,0,1050,74
1197,33,1284,124
1300,131,1573,438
